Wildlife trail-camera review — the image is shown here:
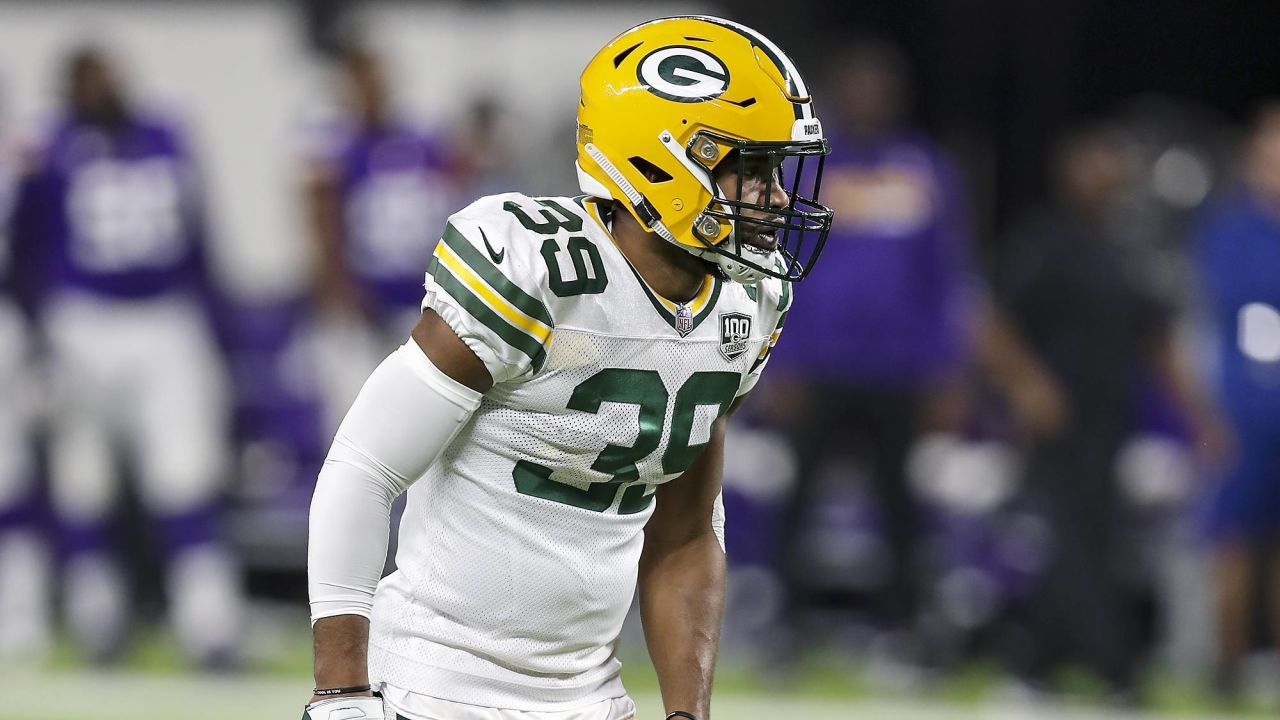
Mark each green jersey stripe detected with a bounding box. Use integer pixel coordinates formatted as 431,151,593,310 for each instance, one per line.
441,223,555,327
691,277,723,326
430,257,549,371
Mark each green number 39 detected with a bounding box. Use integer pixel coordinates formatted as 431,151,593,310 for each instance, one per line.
503,197,608,297
513,369,739,513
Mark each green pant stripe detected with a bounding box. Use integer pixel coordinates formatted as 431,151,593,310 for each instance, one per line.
441,223,554,326
431,259,548,370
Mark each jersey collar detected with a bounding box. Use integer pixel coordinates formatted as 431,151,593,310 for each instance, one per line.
578,195,723,337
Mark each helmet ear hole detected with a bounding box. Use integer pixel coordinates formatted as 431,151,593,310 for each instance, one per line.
628,156,673,183
612,42,643,68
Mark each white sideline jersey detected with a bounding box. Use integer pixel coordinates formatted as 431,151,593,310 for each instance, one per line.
368,193,790,709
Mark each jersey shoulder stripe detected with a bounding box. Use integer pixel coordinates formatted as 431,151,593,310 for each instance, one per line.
427,253,550,372
423,194,562,382
436,223,554,328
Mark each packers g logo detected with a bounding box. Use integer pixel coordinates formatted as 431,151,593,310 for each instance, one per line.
637,46,730,103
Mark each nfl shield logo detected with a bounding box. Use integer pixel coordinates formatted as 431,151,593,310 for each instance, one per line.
719,312,752,361
675,303,695,336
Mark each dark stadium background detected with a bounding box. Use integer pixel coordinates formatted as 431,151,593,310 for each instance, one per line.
299,0,1280,242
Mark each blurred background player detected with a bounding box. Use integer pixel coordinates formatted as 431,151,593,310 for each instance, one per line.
0,80,51,664
1198,103,1280,700
303,45,456,432
998,122,1230,697
766,39,977,661
443,95,525,202
15,46,242,666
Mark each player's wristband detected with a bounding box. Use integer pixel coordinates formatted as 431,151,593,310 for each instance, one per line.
666,712,699,720
312,684,372,696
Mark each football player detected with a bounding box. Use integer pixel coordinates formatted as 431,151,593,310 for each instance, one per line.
0,93,51,664
17,46,242,665
305,16,832,720
303,45,458,433
1200,104,1280,699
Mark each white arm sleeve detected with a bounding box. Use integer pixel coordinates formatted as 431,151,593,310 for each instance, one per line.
308,341,482,624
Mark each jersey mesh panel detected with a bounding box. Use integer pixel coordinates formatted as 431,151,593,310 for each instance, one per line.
368,328,749,705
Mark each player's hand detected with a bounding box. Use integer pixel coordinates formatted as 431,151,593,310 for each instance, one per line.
302,694,383,720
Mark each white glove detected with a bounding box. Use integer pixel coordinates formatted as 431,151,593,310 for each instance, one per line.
302,695,384,720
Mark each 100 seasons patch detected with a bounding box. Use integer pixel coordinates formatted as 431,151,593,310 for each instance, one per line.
719,312,752,361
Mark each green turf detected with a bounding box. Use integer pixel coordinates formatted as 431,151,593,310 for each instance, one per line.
16,627,1277,719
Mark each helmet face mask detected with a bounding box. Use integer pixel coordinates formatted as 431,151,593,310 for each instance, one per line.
690,131,831,282
576,15,834,285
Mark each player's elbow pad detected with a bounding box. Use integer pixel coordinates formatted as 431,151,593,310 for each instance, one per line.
308,341,482,624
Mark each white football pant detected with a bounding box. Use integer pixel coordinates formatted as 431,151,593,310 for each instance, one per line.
43,292,242,662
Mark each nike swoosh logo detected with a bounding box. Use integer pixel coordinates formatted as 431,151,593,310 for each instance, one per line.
480,228,505,264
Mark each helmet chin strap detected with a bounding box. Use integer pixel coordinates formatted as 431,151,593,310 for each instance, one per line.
583,144,680,245
700,180,773,286
677,201,773,286
582,143,774,286
702,235,771,285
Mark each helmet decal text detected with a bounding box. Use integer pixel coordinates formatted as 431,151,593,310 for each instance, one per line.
637,46,730,103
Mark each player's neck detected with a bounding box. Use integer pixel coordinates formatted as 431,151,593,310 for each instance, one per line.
610,204,709,303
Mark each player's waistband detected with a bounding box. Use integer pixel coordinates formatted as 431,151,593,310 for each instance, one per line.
380,683,635,719
368,638,626,711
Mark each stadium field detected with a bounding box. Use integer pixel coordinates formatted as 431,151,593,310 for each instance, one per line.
2,668,1258,720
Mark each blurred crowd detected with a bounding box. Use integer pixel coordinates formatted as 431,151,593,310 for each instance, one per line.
0,27,1278,711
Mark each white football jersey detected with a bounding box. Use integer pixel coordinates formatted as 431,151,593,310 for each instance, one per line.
368,193,790,709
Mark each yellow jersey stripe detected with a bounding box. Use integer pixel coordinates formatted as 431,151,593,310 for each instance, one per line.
435,244,553,344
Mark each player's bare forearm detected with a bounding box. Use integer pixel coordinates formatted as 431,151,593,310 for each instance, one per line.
639,528,725,717
639,419,728,719
311,614,374,702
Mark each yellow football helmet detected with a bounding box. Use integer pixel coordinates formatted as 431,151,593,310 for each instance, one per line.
576,15,833,284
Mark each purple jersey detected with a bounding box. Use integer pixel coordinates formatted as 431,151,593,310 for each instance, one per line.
772,131,974,385
1197,195,1280,422
312,121,455,314
21,114,207,300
